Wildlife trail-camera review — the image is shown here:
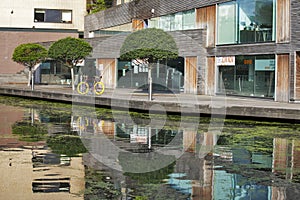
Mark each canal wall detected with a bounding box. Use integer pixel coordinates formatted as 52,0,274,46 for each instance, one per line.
0,85,299,121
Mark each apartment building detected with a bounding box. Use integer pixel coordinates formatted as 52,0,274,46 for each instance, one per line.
0,0,86,75
84,0,298,102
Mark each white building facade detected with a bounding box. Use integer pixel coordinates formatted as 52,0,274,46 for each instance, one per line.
0,0,86,74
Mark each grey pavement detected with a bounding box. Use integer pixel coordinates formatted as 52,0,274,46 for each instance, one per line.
0,83,299,120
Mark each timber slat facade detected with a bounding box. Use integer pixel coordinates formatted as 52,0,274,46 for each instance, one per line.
84,0,300,102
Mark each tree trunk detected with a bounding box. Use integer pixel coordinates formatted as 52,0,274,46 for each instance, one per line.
28,68,31,87
148,63,153,101
71,67,75,91
31,69,34,91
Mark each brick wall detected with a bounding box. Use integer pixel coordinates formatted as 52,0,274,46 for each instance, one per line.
0,30,78,74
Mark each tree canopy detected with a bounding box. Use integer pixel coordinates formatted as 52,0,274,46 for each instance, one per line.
12,43,47,68
120,28,178,62
48,37,92,68
87,0,112,14
12,43,48,89
48,37,92,90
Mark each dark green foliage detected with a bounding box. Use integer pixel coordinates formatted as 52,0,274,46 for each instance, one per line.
87,0,107,14
12,43,47,68
124,161,175,184
47,135,87,156
219,119,300,154
119,151,176,183
120,28,178,62
84,167,121,199
48,37,92,68
12,121,48,142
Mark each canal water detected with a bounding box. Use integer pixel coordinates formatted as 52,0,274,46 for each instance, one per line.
0,96,299,200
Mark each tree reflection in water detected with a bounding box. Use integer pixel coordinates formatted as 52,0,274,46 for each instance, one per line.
1,96,300,199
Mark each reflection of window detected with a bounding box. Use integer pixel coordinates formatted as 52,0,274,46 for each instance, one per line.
217,0,275,44
34,9,72,23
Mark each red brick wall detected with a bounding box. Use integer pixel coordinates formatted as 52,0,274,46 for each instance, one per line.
0,31,78,74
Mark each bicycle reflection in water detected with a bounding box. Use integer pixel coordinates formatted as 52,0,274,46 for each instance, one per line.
77,75,105,95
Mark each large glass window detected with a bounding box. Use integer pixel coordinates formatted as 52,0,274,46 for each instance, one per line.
182,9,195,30
217,0,276,44
159,15,171,31
218,55,275,98
149,9,195,31
217,2,237,44
34,9,72,23
117,58,184,92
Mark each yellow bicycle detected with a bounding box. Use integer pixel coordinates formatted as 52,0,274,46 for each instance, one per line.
77,77,105,95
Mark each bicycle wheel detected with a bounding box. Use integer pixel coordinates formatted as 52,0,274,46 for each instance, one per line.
94,82,105,95
77,82,89,95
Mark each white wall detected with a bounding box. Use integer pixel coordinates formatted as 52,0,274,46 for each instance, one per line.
0,0,86,31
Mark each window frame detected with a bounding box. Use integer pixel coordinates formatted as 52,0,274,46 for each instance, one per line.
34,8,73,23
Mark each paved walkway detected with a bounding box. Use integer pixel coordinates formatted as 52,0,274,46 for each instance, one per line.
0,83,299,121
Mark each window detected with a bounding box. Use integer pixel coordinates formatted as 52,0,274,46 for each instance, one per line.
116,0,133,5
217,2,237,44
148,9,195,31
159,15,171,31
217,55,275,98
182,9,195,30
217,0,276,44
34,9,72,23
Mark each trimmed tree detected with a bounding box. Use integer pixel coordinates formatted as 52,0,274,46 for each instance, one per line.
87,0,108,14
12,43,48,90
48,37,93,91
120,28,178,100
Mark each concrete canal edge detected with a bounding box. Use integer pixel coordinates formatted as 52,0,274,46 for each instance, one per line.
0,86,299,122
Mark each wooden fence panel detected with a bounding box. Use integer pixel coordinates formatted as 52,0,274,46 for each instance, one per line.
277,0,290,43
132,19,144,31
185,57,197,94
276,54,290,102
206,57,215,95
295,52,300,99
196,5,216,47
97,59,116,89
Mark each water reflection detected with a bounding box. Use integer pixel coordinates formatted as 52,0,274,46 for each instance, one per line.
0,104,84,200
0,98,300,199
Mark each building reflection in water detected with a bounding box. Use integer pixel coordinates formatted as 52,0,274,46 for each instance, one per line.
0,147,85,200
71,114,300,200
0,106,85,200
2,105,299,200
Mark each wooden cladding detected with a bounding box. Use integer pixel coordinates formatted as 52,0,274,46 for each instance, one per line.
196,5,216,47
273,138,289,173
183,130,196,153
101,120,115,138
185,57,198,94
132,19,144,31
206,57,215,95
97,59,116,89
276,54,290,102
295,52,300,99
277,0,290,43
